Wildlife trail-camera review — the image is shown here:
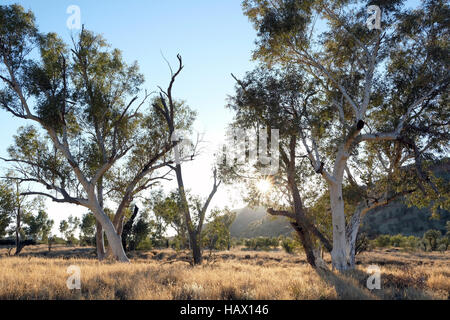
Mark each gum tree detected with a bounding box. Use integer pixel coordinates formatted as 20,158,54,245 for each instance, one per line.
0,5,187,261
70,29,185,259
154,55,221,265
225,66,333,267
0,178,44,255
241,0,449,270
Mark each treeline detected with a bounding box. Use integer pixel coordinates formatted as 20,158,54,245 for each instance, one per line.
236,223,450,254
46,205,237,253
371,226,450,252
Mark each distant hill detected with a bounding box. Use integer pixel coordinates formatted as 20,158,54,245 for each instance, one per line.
230,207,292,238
230,159,450,239
230,204,449,239
361,159,450,238
360,202,449,238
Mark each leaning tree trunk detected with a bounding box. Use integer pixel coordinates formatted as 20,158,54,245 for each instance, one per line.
290,221,317,267
345,205,364,269
174,163,204,265
121,205,139,252
90,197,129,262
284,136,331,269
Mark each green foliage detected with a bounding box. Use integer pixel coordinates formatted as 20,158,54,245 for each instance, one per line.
423,229,442,251
127,210,161,251
23,209,53,242
280,236,299,254
390,234,406,247
0,181,15,238
202,208,236,251
0,179,51,243
437,237,449,252
150,191,183,239
374,235,391,247
170,236,184,251
59,215,80,245
136,238,153,251
236,0,449,266
372,234,422,250
361,191,450,238
244,236,279,251
0,5,198,263
371,230,449,252
80,213,96,246
0,5,37,76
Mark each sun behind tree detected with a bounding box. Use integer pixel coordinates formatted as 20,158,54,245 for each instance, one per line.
256,178,273,195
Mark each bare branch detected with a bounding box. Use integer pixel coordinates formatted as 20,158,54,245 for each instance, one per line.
267,208,295,219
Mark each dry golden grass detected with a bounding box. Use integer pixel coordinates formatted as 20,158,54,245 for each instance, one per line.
0,245,448,300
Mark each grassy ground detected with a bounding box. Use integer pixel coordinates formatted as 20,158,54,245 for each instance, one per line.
0,245,448,300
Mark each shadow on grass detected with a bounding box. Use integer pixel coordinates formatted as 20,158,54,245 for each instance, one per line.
315,268,376,300
17,246,97,259
315,265,437,300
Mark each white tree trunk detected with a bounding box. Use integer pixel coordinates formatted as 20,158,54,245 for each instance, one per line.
90,200,129,262
329,182,348,271
345,205,363,268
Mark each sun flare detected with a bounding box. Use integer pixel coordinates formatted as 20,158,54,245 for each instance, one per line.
256,178,273,195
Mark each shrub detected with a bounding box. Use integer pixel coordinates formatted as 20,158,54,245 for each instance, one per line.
437,237,449,251
232,238,244,246
374,235,391,247
390,234,405,247
281,237,298,254
371,234,421,250
136,238,153,250
170,237,183,251
244,237,279,251
423,230,442,251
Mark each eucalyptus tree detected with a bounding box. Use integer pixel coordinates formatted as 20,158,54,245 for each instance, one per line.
0,178,43,254
149,190,188,248
240,0,449,270
102,94,196,257
0,181,14,238
225,66,333,267
154,55,221,265
202,208,236,252
80,212,96,245
59,215,80,245
70,29,183,259
23,207,54,243
0,5,185,261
